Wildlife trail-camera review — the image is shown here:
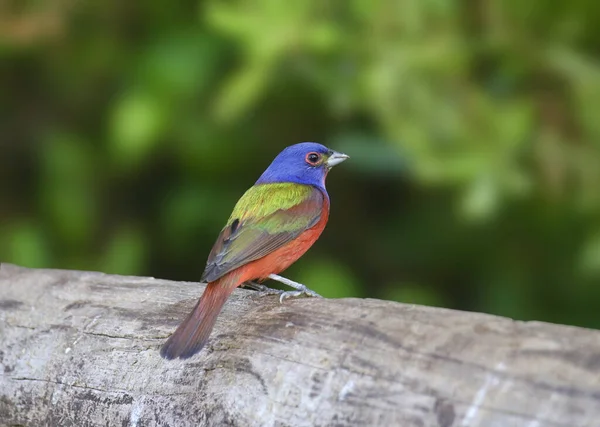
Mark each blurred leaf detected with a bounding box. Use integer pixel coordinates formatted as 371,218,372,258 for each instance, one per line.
332,133,408,176
579,228,600,277
109,91,167,166
4,222,50,268
100,226,146,276
139,32,221,98
460,174,500,222
213,60,272,122
160,184,227,253
39,133,97,247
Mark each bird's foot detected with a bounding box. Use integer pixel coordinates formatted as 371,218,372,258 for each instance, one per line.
267,274,322,303
242,281,282,296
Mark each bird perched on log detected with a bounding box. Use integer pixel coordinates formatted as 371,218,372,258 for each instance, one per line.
160,142,349,359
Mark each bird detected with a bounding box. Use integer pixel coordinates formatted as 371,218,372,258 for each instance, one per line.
160,142,349,360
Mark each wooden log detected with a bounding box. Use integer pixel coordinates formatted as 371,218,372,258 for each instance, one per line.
0,263,599,427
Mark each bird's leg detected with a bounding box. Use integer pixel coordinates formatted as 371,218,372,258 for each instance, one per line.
242,281,282,295
267,274,322,303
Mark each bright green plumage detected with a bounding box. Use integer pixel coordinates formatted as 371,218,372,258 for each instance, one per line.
228,183,317,232
201,183,324,283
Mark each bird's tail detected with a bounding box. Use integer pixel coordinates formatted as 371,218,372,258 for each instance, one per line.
160,279,236,360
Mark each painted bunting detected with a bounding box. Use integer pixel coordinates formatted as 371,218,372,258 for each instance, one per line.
160,142,349,359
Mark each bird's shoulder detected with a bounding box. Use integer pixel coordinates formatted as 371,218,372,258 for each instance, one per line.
228,182,324,224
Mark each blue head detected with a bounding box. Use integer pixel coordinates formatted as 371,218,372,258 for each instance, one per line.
256,142,349,191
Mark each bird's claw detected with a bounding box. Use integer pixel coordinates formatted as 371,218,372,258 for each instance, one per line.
264,274,323,303
246,275,322,302
278,286,322,304
258,287,285,297
243,281,282,296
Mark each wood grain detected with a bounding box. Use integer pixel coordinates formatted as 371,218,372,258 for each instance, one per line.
1,263,599,427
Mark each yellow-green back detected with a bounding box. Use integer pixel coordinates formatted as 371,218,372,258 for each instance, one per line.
228,183,316,224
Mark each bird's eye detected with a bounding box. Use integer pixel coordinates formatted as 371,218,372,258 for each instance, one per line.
305,152,321,165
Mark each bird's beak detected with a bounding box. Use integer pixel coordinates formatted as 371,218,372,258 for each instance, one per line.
326,151,349,168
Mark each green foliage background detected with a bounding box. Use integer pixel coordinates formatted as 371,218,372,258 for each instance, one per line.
2,1,600,328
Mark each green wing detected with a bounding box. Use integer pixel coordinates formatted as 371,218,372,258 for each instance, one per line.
201,183,324,283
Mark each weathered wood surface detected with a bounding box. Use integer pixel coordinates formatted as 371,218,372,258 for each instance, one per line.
1,263,599,427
